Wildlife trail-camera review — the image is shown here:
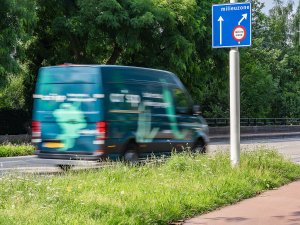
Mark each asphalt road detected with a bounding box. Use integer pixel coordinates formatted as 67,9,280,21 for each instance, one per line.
0,155,101,175
1,137,300,175
209,137,300,164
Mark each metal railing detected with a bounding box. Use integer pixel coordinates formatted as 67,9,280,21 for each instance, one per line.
206,118,300,127
1,118,300,134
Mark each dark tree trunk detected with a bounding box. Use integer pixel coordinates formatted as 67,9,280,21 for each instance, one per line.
106,42,122,65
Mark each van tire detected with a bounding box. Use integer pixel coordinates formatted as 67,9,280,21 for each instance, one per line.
123,142,139,163
58,164,73,171
192,139,206,154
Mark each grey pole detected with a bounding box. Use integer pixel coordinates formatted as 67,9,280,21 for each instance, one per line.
230,48,240,166
230,0,240,167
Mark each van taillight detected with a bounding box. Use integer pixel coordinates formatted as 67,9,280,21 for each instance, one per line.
32,121,41,134
96,121,107,140
32,121,41,143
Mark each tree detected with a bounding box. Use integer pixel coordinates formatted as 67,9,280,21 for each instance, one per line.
0,0,36,78
0,75,25,109
240,43,278,118
183,0,229,118
266,1,300,117
238,0,278,118
0,0,36,109
291,2,300,46
267,0,294,50
25,0,200,112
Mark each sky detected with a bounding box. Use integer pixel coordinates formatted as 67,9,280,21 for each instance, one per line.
260,0,299,14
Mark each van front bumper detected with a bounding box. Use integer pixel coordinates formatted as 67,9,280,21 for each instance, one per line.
35,150,105,161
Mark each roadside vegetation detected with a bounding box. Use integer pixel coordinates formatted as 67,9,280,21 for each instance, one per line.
1,148,299,225
0,144,34,157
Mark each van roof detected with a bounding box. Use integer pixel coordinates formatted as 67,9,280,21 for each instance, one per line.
39,64,182,87
42,64,174,75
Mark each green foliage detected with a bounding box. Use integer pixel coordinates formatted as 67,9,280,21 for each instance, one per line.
292,4,300,46
23,0,201,112
267,0,294,49
27,0,198,67
0,0,36,77
263,1,300,117
184,0,229,118
239,0,300,118
0,75,25,109
0,0,36,110
275,49,300,117
0,144,34,157
0,149,299,224
240,39,278,117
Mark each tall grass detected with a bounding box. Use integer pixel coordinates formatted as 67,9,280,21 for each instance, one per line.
0,148,299,225
0,144,34,157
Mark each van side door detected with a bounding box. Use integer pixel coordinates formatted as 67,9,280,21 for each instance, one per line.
168,87,198,150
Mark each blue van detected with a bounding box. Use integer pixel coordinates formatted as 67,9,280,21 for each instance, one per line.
32,65,209,161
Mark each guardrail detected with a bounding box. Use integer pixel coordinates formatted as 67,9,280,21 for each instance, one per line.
1,118,300,135
206,118,300,127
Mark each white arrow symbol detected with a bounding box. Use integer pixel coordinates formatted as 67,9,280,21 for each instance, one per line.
218,16,224,45
238,14,247,25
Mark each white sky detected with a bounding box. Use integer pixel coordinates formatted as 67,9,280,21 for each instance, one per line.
260,0,299,14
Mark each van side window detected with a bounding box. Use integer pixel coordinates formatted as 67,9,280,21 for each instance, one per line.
173,88,191,114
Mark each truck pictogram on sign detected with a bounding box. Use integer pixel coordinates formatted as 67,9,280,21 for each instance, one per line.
233,25,246,43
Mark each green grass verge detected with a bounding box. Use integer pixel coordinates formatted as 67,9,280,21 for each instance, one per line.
0,148,300,225
0,144,34,157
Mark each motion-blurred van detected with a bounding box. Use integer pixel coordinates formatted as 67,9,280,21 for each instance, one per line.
32,65,209,161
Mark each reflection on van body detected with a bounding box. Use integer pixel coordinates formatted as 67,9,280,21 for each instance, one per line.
32,65,209,161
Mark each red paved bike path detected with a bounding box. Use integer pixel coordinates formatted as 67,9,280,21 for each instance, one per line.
184,180,300,225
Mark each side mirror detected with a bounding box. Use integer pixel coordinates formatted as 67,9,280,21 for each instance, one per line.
193,105,201,115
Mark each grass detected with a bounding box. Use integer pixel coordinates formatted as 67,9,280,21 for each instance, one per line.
0,143,34,157
0,147,300,225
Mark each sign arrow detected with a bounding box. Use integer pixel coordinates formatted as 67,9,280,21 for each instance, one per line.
218,16,224,45
238,14,247,25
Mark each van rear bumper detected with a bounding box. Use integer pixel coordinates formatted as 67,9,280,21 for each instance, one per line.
35,150,105,161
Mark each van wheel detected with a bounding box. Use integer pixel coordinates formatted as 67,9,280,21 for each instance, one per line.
123,142,139,163
58,164,73,171
192,139,206,154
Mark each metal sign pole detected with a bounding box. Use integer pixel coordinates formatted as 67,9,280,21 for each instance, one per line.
230,47,240,167
230,0,240,167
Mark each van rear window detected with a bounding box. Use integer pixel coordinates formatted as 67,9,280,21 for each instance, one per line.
34,83,101,112
38,67,99,84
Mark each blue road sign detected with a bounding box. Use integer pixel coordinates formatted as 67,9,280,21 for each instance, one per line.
212,2,252,48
